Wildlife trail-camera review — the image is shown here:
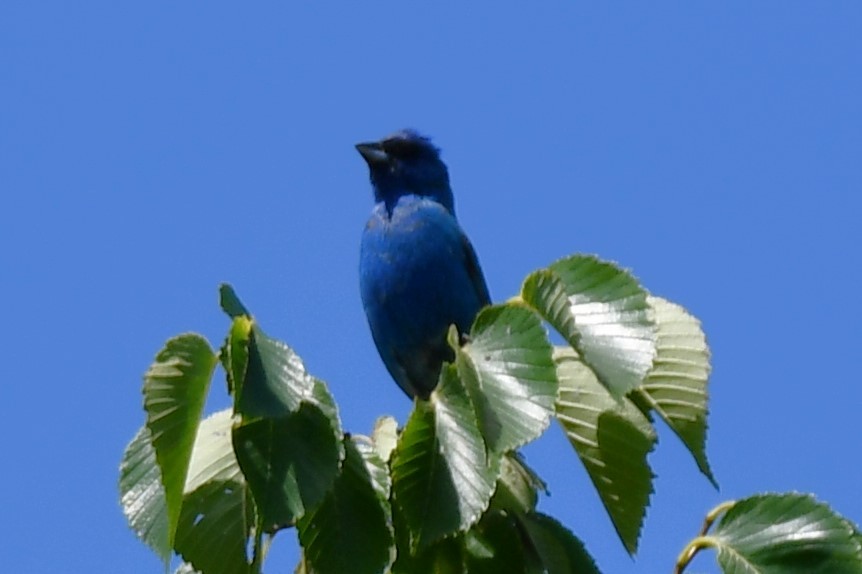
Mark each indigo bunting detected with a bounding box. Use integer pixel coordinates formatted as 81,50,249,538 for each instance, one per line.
357,130,491,399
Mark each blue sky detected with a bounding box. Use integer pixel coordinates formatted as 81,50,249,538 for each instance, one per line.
2,3,860,573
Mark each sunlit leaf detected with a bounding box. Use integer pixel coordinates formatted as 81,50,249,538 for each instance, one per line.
554,347,655,554
119,426,170,564
372,415,399,464
457,303,558,453
708,493,862,574
636,295,715,486
391,365,496,550
523,255,656,397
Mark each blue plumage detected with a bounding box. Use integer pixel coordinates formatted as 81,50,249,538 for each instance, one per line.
357,130,490,399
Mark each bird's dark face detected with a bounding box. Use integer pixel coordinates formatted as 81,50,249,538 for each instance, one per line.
356,129,455,214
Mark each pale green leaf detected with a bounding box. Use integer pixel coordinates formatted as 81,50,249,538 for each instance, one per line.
372,415,399,464
636,295,715,486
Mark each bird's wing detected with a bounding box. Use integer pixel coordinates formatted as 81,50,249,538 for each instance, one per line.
461,233,491,307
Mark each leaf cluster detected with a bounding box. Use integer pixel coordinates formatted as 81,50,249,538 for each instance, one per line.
119,255,861,573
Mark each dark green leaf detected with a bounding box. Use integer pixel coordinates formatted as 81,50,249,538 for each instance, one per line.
522,255,656,397
519,512,600,574
174,410,252,574
554,347,655,554
175,480,252,574
233,402,343,531
464,510,535,574
457,303,558,453
297,438,394,574
636,296,716,486
119,426,170,564
143,334,217,548
391,365,496,550
237,325,316,418
490,452,547,515
709,493,862,574
219,283,251,318
391,534,465,574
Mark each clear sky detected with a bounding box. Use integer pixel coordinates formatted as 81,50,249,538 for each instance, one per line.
2,3,860,573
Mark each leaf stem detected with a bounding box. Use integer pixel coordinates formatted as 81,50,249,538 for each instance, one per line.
701,500,736,535
673,536,715,574
250,525,267,574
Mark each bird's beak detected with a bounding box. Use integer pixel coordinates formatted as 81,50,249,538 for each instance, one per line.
355,142,389,166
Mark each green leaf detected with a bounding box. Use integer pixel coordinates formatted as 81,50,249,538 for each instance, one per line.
120,410,250,572
185,410,245,489
237,326,316,418
174,410,253,574
463,510,535,574
554,346,655,554
297,438,395,574
456,303,558,453
708,493,862,574
391,533,465,574
143,334,218,548
119,410,245,568
519,512,601,574
372,415,399,464
490,452,547,515
391,364,496,550
219,283,251,318
636,295,716,486
233,401,343,531
522,255,656,397
175,480,252,574
119,426,170,564
355,437,393,505
222,316,252,397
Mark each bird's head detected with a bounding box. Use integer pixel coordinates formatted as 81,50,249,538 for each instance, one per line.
356,129,455,214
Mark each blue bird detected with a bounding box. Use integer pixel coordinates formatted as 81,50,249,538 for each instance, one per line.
357,130,491,399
